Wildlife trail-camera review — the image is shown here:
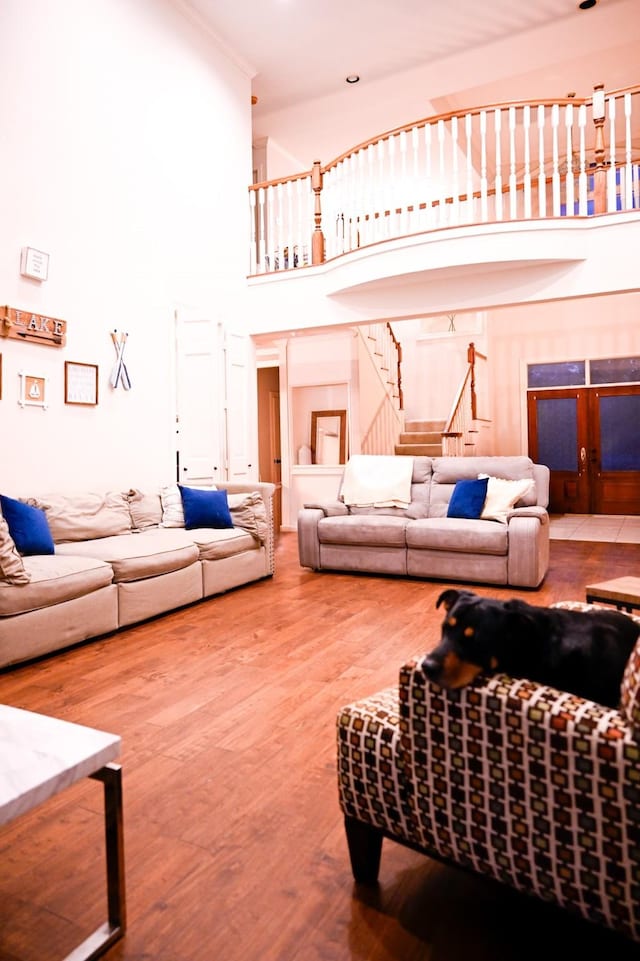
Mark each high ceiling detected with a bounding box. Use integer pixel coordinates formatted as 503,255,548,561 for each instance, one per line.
180,0,633,116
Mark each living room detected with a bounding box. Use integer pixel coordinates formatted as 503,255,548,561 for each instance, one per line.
2,1,640,958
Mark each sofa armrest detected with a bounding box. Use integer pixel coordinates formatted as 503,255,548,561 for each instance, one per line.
216,481,276,574
303,500,349,517
297,508,324,569
506,504,549,522
506,510,550,587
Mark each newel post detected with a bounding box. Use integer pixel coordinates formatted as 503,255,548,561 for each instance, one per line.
591,83,607,214
311,160,325,265
468,342,478,421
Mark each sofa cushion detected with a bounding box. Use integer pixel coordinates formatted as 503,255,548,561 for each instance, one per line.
25,491,132,543
432,456,537,507
406,517,509,554
0,554,113,616
0,494,55,555
182,526,259,561
0,512,31,584
479,475,535,521
55,531,199,583
318,515,408,548
126,489,163,530
447,477,489,519
160,484,185,527
227,491,269,543
179,485,233,530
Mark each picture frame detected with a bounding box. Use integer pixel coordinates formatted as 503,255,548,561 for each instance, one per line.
18,371,48,409
65,361,99,406
310,409,347,464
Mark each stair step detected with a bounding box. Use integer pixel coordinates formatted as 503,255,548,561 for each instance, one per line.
395,443,443,456
404,419,446,433
399,431,442,445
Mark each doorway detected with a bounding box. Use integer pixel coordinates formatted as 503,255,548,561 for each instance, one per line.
257,366,282,535
527,385,640,514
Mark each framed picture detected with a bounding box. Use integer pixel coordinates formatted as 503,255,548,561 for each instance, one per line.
65,361,99,406
18,371,48,409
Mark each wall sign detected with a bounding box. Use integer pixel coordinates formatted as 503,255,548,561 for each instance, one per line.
18,371,48,409
65,361,98,406
20,247,50,281
1,305,67,347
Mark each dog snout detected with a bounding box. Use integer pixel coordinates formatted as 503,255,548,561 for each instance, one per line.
421,654,441,681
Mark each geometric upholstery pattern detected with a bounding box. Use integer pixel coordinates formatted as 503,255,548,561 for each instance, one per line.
337,607,640,942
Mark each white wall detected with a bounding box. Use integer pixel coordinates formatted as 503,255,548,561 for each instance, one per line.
0,0,252,495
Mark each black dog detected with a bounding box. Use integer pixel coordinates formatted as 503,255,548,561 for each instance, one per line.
421,588,640,708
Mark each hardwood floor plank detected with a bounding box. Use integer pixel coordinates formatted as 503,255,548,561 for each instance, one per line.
2,534,640,960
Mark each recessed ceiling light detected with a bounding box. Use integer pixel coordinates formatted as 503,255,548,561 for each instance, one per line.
578,0,597,9
345,75,360,84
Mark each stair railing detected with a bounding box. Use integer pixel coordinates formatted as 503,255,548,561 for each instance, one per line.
355,323,404,454
442,342,490,455
248,83,640,276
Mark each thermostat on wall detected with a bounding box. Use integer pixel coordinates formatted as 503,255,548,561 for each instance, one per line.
20,246,49,281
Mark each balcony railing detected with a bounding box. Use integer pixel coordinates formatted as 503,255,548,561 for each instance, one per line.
248,83,640,277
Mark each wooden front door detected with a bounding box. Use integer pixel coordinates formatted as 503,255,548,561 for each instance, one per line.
527,385,640,514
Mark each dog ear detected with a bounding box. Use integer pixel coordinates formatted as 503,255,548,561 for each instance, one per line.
436,589,461,611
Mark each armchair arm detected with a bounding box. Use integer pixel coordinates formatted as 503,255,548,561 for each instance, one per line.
398,658,639,883
506,511,550,587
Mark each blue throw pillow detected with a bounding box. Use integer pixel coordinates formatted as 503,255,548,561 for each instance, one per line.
178,486,233,530
0,494,55,555
446,477,489,520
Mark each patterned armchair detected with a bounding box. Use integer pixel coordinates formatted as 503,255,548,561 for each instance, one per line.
337,602,640,942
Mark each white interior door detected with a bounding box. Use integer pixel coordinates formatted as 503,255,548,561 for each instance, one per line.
224,330,256,482
175,310,223,486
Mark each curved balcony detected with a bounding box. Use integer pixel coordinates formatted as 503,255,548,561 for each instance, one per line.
248,83,640,280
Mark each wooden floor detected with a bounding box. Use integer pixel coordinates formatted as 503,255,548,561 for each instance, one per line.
2,534,640,961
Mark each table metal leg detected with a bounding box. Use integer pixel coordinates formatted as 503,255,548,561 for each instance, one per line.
63,763,126,961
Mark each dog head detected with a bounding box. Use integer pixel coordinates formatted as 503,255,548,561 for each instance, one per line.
421,589,517,690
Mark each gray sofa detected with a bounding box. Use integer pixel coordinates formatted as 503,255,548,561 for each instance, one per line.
297,455,550,588
0,481,275,670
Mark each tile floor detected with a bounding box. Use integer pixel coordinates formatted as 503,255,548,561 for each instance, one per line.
549,514,640,543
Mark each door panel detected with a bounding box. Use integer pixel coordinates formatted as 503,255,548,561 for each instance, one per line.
528,385,640,514
527,389,589,513
589,387,640,513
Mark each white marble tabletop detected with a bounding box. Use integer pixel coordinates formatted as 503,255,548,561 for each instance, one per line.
0,704,121,826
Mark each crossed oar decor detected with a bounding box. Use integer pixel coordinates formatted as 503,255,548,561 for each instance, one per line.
110,329,131,390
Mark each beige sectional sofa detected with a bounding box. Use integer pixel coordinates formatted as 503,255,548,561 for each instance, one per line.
298,455,550,588
0,481,275,670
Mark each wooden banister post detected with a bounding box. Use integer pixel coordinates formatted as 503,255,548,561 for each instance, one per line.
592,83,607,214
468,342,477,421
311,160,325,265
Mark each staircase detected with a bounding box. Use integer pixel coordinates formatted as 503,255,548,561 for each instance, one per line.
395,419,446,457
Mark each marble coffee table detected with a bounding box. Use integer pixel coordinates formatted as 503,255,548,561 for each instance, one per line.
0,704,126,960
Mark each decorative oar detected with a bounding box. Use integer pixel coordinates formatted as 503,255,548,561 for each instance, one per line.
110,330,131,389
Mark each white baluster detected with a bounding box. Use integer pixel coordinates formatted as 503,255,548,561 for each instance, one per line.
399,129,408,233
437,118,446,225
258,186,267,271
523,105,532,219
450,115,459,225
480,110,488,221
494,108,503,221
551,104,560,215
424,122,433,227
606,94,617,211
564,103,575,217
537,104,546,217
411,124,420,233
249,189,257,274
465,113,473,224
285,179,294,268
624,93,633,210
508,106,517,219
578,104,588,215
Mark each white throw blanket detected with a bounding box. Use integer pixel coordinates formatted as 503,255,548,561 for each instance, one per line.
341,455,414,508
